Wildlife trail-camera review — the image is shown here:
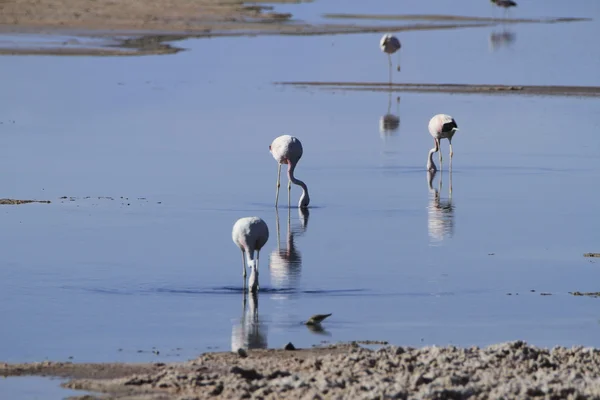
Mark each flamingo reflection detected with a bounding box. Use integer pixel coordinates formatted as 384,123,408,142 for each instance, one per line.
380,92,401,138
427,167,455,244
269,207,309,290
489,28,516,52
231,292,267,352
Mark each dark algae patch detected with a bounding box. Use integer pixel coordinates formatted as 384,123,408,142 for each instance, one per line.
584,253,600,258
0,198,51,205
569,292,600,298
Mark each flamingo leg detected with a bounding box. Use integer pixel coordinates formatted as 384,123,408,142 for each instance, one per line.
288,178,292,209
449,138,453,159
449,163,453,198
241,249,247,285
275,164,281,208
437,138,442,165
388,54,392,84
255,250,260,291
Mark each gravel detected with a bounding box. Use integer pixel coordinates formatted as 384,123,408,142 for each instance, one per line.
7,341,595,399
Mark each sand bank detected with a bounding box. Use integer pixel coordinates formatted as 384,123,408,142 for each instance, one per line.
3,341,600,399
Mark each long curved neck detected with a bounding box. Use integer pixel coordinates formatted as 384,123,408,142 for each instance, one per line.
288,162,309,206
427,148,438,172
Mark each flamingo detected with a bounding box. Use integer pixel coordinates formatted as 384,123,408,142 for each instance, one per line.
427,114,459,172
491,0,517,19
380,34,401,82
232,217,269,293
269,135,310,209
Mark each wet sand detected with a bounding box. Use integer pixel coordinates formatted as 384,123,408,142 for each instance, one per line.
4,341,600,399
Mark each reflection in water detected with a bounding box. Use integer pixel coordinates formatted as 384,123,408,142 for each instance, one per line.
231,292,267,351
427,167,455,244
269,207,309,290
379,93,401,137
306,322,332,336
489,28,516,52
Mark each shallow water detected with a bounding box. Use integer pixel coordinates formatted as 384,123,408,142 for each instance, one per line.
1,2,600,397
0,376,92,399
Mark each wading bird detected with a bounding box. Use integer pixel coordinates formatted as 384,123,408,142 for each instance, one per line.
269,135,310,209
305,313,332,326
491,0,517,18
232,217,269,293
491,0,517,9
380,34,401,82
427,114,459,172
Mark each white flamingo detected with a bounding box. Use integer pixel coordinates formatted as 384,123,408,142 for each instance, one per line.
380,34,401,81
269,135,310,209
232,217,269,293
427,114,459,172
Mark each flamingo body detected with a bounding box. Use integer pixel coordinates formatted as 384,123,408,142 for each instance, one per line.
269,135,310,208
232,216,269,293
491,0,517,8
380,34,401,54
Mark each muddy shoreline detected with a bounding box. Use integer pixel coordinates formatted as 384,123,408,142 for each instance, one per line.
4,341,600,399
276,82,600,98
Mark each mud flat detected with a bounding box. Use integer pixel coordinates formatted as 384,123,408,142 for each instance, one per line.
276,82,600,98
3,341,600,399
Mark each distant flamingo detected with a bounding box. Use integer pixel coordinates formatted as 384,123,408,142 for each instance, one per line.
232,217,269,293
491,0,517,19
427,114,459,172
269,135,310,209
380,34,401,81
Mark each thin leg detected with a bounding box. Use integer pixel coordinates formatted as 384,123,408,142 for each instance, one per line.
449,162,453,198
275,164,282,208
275,207,281,250
449,138,453,159
255,251,260,291
287,178,292,209
242,250,246,278
388,54,392,84
437,138,443,165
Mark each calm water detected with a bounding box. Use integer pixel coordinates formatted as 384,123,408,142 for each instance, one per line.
1,0,600,397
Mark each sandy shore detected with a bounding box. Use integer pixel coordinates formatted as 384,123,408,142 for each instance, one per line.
3,341,600,399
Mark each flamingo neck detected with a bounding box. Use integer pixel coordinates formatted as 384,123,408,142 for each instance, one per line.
427,147,438,172
248,263,258,293
288,162,310,208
